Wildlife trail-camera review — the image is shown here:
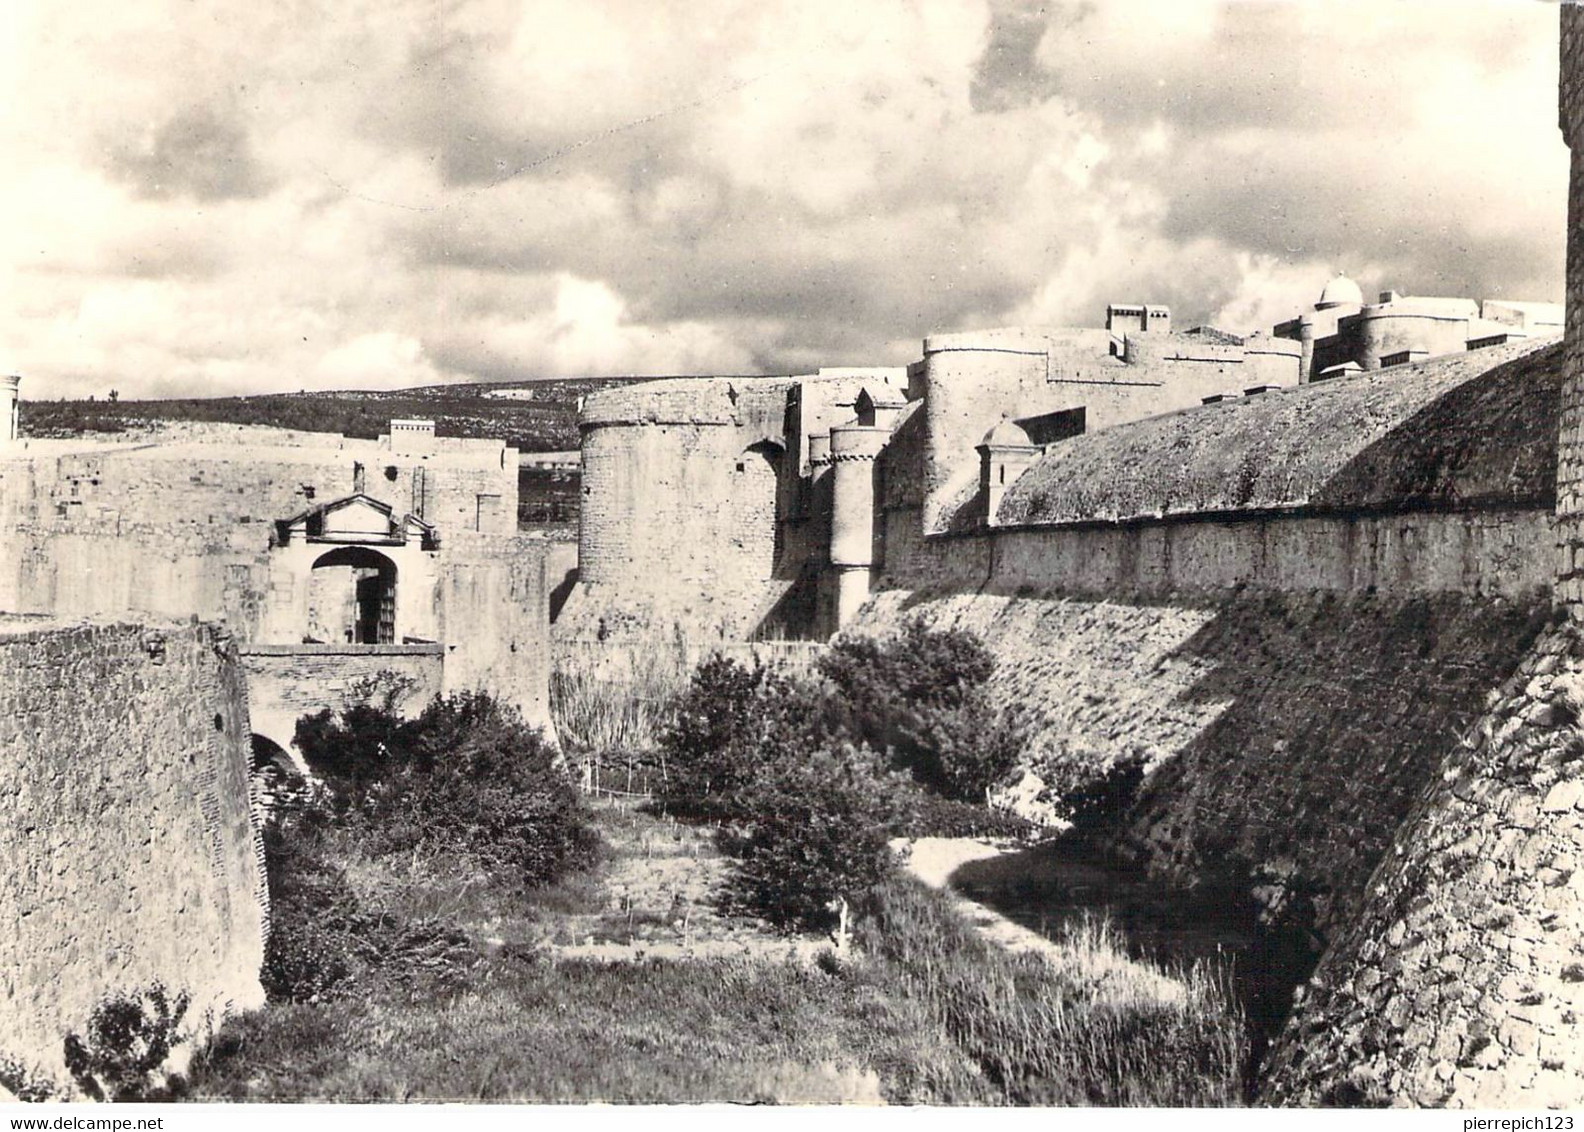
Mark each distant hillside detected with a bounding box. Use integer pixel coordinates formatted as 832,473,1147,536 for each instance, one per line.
19,376,663,452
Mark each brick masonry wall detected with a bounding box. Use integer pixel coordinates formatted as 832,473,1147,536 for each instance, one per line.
0,620,266,1076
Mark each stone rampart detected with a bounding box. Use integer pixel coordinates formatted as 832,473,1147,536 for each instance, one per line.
435,533,556,734
1263,627,1584,1107
0,619,267,1078
851,589,1549,946
886,508,1552,602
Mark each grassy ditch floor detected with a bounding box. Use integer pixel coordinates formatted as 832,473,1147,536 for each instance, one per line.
184,801,1247,1104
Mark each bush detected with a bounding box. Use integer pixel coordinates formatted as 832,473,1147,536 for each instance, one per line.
263,690,599,1002
656,657,850,820
258,820,364,1003
657,629,1035,932
1055,758,1147,838
63,983,191,1102
892,787,1036,839
0,1055,58,1102
726,746,903,932
818,619,1025,801
295,690,599,888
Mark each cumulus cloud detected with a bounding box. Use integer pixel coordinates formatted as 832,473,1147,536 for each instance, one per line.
0,0,1567,398
104,104,274,202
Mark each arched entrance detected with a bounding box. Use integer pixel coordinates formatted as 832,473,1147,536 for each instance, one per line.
307,546,398,644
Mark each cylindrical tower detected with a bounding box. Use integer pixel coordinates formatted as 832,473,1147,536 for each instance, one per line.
827,424,888,629
0,375,19,445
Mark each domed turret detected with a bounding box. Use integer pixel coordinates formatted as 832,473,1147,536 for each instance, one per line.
1316,274,1364,311
980,418,1034,449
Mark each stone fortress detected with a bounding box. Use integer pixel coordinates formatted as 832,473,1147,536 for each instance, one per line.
0,415,554,752
551,5,1584,1107
560,282,1561,647
0,407,556,1078
7,5,1584,1109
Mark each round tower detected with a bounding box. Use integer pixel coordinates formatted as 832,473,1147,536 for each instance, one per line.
826,423,888,628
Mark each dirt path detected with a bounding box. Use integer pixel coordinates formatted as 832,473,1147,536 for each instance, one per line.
900,836,1189,1006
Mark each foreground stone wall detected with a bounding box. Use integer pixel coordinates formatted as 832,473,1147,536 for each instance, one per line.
0,619,267,1076
1263,627,1584,1107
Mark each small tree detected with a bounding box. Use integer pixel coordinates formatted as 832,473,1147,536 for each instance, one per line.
819,618,1024,800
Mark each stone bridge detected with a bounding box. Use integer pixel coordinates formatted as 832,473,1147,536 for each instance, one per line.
239,642,444,764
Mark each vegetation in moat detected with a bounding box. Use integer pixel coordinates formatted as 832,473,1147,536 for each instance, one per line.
146,626,1249,1103
181,860,1245,1105
651,621,1031,932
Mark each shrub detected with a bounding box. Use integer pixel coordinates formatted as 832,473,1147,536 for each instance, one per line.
726,746,903,932
295,690,599,888
1056,758,1148,838
892,787,1036,839
818,619,1025,801
62,983,191,1102
658,632,1036,931
258,820,363,1003
656,657,851,819
0,1055,58,1102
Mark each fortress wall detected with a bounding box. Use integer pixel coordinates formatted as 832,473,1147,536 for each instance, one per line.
916,334,1305,533
0,440,520,636
578,421,769,588
850,587,1550,942
436,534,555,735
1262,628,1584,1107
919,339,1047,531
1247,8,1584,1106
1559,3,1584,617
884,507,1552,601
0,620,266,1076
1,440,516,549
571,384,803,644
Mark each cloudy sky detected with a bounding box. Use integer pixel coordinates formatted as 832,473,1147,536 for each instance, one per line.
0,0,1567,399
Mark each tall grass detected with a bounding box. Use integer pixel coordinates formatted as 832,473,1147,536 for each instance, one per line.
550,641,691,788
550,639,823,794
861,878,1249,1106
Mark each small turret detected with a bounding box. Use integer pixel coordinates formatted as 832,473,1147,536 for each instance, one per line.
0,375,20,447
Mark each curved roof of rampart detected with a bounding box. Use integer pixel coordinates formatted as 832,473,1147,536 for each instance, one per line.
997,336,1561,526
578,375,801,427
